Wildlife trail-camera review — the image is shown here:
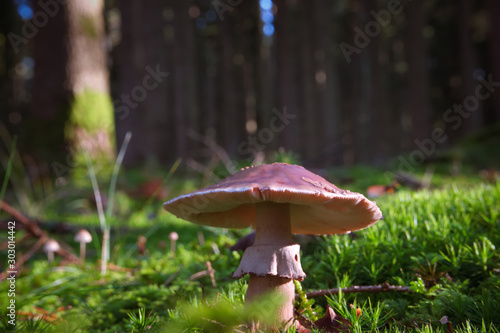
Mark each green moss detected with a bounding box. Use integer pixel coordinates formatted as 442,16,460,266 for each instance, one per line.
67,89,114,135
81,14,98,38
65,89,115,174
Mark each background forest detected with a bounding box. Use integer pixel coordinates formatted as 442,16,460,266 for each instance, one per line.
1,0,500,172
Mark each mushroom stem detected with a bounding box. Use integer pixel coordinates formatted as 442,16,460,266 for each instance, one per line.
170,239,176,256
80,242,86,262
247,275,295,326
246,202,296,327
254,202,292,246
47,251,54,263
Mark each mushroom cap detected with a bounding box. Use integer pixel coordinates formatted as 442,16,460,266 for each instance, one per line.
169,231,179,241
74,229,92,243
163,163,382,235
44,239,61,252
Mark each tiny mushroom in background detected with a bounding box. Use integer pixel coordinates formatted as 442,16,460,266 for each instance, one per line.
74,229,92,262
137,235,147,256
169,231,179,256
44,239,60,263
163,163,382,328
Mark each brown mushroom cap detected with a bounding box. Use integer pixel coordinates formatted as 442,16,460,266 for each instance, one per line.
163,163,382,235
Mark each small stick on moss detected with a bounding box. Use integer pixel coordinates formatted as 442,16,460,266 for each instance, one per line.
0,201,78,280
206,261,216,287
189,265,216,283
0,200,44,237
197,231,205,246
298,283,411,299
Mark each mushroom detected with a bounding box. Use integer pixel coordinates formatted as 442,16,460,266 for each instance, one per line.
74,229,92,262
163,163,382,327
137,235,147,256
43,239,60,263
169,231,179,257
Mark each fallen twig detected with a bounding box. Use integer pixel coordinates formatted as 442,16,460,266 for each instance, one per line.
1,200,44,237
0,200,79,280
189,262,216,286
0,234,48,280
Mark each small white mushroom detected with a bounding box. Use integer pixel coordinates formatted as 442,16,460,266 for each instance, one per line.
169,231,179,257
74,229,92,262
44,239,60,263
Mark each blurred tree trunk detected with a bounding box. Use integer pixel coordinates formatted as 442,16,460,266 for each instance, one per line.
366,0,388,164
458,0,482,134
28,1,70,167
345,0,371,164
240,1,260,162
65,0,115,167
115,0,144,166
115,0,169,167
256,22,273,156
139,1,169,164
405,1,432,143
232,1,260,160
486,0,500,123
218,16,239,155
274,0,299,152
29,0,114,176
172,0,190,159
1,1,23,139
313,0,342,165
297,0,316,160
200,38,217,140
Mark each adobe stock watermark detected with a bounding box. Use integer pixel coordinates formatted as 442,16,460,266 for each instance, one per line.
195,0,245,29
6,221,17,327
339,0,410,64
182,105,297,214
389,73,499,178
237,106,297,160
212,0,244,21
114,64,169,120
220,106,297,175
8,0,64,54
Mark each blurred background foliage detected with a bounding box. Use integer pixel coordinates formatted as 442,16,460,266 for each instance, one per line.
0,0,499,175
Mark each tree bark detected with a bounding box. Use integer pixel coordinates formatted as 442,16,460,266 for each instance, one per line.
458,0,482,134
274,0,299,153
139,0,169,164
219,16,239,155
297,0,316,160
345,0,372,164
405,1,432,143
486,0,500,123
115,0,170,167
313,0,343,165
28,0,70,166
65,0,115,166
367,0,388,164
115,0,144,166
172,0,190,159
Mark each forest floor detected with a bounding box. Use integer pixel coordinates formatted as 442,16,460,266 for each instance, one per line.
0,153,499,332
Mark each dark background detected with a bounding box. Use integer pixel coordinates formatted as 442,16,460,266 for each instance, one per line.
1,0,499,177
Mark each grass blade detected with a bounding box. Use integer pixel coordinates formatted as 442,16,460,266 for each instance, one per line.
106,131,132,218
0,136,17,204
